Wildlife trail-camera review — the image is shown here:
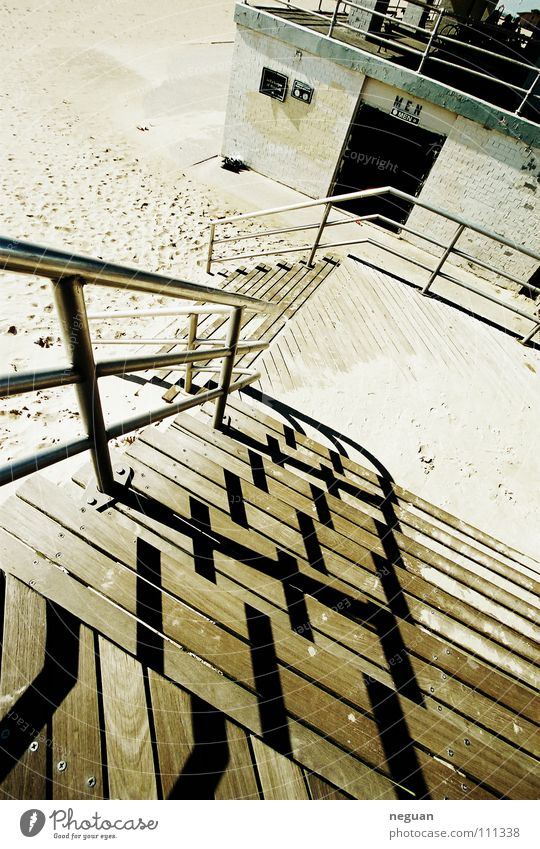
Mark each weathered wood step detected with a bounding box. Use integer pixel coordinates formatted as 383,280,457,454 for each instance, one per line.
216,395,540,592
174,410,540,628
3,478,533,798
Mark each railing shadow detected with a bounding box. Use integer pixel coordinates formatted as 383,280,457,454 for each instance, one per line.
0,602,81,789
119,412,431,798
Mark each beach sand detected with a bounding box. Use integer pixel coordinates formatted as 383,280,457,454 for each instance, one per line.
0,1,242,478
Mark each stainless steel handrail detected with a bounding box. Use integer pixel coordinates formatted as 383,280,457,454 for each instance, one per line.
0,237,272,492
0,237,269,311
206,185,540,344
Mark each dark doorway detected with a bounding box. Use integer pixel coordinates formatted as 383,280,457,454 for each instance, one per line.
332,102,446,230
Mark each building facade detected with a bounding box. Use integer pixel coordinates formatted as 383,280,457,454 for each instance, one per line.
222,3,540,285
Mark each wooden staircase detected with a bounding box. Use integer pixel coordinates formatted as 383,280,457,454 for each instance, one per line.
149,255,339,403
0,393,538,800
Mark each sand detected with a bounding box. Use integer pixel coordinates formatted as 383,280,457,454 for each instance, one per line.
0,1,245,483
1,1,538,563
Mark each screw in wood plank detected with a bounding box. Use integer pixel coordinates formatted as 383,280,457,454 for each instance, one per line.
87,496,97,506
87,776,96,788
464,738,471,746
461,784,468,792
447,749,454,757
29,741,39,752
57,761,67,772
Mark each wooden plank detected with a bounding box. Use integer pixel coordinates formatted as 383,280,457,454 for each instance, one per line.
196,404,540,618
224,395,540,587
128,430,540,683
107,445,539,723
148,672,194,799
0,528,401,800
305,772,350,800
29,475,534,799
72,455,540,749
215,725,260,800
0,576,47,800
235,261,338,370
98,636,157,799
0,491,508,800
52,625,103,799
175,413,540,627
104,485,540,759
79,466,540,765
250,736,309,800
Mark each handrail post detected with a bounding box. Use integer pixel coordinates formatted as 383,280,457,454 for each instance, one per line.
417,9,443,75
213,306,243,429
422,223,465,295
328,0,340,37
206,222,216,274
53,275,115,493
184,313,199,393
307,202,332,267
516,68,540,116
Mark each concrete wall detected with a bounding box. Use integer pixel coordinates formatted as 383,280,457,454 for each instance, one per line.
407,116,540,283
222,26,364,198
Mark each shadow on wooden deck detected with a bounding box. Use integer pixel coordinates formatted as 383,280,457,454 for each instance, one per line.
0,389,538,800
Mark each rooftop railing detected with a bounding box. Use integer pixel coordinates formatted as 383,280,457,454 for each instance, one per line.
248,0,540,119
206,185,540,343
0,238,272,494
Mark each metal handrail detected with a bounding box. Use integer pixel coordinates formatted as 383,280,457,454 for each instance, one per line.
251,0,540,115
0,236,272,493
206,185,540,344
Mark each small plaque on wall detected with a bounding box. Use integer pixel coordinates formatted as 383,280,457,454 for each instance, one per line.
291,80,313,104
259,67,288,102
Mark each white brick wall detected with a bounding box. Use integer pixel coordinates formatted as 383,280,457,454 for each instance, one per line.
222,26,365,198
407,116,540,285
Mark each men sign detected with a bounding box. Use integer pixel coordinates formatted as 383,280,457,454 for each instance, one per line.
391,95,423,124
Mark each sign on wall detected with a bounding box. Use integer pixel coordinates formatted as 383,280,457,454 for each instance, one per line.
259,67,288,102
390,95,423,125
291,80,314,104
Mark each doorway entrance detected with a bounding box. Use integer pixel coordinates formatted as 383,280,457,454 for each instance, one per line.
332,102,446,229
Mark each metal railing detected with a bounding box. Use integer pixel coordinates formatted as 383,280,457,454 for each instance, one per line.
250,0,540,118
0,237,272,493
206,185,540,343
